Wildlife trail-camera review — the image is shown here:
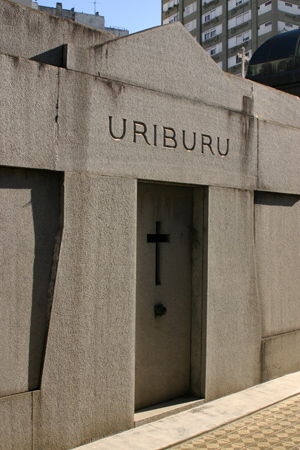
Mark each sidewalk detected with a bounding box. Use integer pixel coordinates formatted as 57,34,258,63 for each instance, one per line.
74,371,300,450
169,393,300,449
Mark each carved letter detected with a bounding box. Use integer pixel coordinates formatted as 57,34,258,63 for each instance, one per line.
109,116,127,140
217,137,229,156
153,124,157,147
201,134,214,155
163,127,177,149
133,121,150,145
183,130,196,151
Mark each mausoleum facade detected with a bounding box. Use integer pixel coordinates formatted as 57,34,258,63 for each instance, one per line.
1,1,300,449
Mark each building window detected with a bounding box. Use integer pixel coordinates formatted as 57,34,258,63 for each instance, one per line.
236,34,243,44
236,11,250,25
185,19,197,31
202,6,222,24
258,1,272,15
205,43,222,57
258,21,272,36
228,30,251,48
183,1,197,18
278,0,300,14
162,0,180,13
228,0,249,10
163,12,179,24
202,24,222,41
205,29,216,40
228,10,251,29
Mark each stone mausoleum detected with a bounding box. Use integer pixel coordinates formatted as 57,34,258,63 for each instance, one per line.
1,1,300,449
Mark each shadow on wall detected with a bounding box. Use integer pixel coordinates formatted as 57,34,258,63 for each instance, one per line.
0,167,63,395
255,192,299,207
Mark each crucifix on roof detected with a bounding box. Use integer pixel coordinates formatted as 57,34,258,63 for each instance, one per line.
237,46,250,78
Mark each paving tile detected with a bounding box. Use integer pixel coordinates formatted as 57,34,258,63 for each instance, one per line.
170,394,300,450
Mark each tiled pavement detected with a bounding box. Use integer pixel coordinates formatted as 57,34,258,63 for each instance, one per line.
169,394,300,450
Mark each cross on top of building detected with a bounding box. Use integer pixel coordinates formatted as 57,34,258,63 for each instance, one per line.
237,47,250,78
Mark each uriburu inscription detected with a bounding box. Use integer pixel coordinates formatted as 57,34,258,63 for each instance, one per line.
109,116,229,156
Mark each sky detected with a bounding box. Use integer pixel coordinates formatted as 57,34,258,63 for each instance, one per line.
34,0,162,34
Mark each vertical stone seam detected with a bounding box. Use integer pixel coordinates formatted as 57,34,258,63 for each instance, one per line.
257,117,260,188
31,392,34,450
54,67,61,170
201,187,209,398
252,182,263,383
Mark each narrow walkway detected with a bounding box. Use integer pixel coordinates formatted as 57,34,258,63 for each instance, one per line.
169,393,300,449
74,372,300,450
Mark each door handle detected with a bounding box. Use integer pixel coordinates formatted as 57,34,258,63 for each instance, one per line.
154,303,167,318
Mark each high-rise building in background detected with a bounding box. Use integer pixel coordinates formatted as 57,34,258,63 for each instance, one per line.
162,0,300,76
13,1,129,37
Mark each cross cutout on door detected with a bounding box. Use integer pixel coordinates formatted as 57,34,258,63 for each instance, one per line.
147,221,170,285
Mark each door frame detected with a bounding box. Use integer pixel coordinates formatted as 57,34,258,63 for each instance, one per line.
134,181,208,409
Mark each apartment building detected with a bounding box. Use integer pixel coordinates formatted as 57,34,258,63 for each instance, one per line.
12,1,129,37
162,0,300,75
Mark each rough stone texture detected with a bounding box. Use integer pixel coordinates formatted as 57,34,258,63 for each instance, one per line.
252,83,300,130
0,0,116,60
55,69,257,189
66,23,248,113
0,52,257,190
262,331,300,382
0,392,32,450
205,187,261,401
0,167,62,396
0,54,59,170
33,173,137,449
2,6,300,449
226,73,300,130
255,192,300,337
257,121,300,194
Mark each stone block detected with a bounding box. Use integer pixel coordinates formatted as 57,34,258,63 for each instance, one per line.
65,23,248,113
205,187,261,401
262,330,300,381
0,392,32,450
255,191,300,337
0,54,58,170
253,82,300,130
257,120,300,194
56,70,258,190
33,173,136,449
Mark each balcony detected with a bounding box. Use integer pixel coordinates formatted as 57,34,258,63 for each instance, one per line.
203,0,220,10
230,21,250,34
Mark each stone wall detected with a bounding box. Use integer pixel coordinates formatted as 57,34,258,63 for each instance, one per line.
1,2,300,449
